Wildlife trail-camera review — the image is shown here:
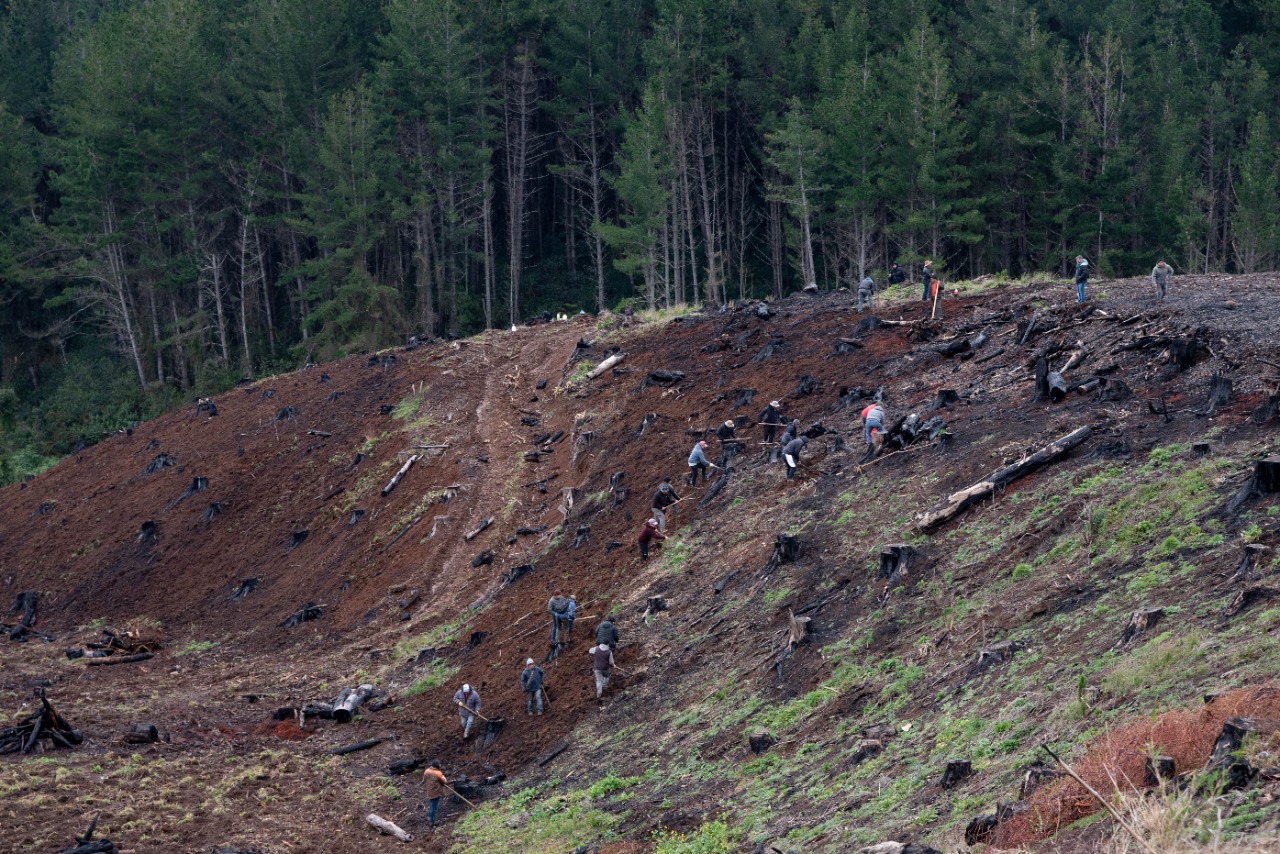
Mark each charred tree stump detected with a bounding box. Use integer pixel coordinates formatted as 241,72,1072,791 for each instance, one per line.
941,759,973,789
1197,374,1233,415
641,368,684,387
1164,337,1199,377
1232,543,1268,583
1255,456,1280,493
1144,756,1176,786
282,603,322,628
764,534,801,573
748,731,777,754
1202,717,1269,791
124,723,159,744
877,545,916,586
6,591,37,640
1046,371,1069,402
333,684,375,723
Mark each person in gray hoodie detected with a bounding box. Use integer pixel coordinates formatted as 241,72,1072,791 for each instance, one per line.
453,684,481,738
782,435,808,480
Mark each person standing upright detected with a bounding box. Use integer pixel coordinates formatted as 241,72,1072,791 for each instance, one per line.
1151,260,1173,303
688,440,713,485
422,761,448,825
1074,256,1090,303
920,260,934,302
759,400,784,445
520,658,544,715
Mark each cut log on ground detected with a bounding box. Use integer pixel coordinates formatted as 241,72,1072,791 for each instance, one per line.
329,736,387,755
464,516,494,541
281,602,323,628
85,651,153,666
380,455,418,497
585,352,625,380
915,426,1092,531
366,814,413,842
124,723,159,744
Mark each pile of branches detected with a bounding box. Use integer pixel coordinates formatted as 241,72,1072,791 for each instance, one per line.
1,689,83,754
66,623,163,663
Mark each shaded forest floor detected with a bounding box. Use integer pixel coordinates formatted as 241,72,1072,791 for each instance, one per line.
4,272,1280,853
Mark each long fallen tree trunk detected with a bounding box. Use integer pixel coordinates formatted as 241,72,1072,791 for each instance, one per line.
381,455,419,497
915,426,1092,532
586,352,625,380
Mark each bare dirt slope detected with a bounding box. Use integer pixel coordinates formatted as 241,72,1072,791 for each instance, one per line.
3,272,1280,853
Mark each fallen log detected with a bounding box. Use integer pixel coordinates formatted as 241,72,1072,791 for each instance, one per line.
329,736,387,755
916,426,1092,531
464,516,494,541
585,352,625,380
85,652,153,666
366,814,413,842
381,455,419,497
974,347,1005,365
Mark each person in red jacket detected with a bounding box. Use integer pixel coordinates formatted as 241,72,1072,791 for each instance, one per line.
638,517,666,560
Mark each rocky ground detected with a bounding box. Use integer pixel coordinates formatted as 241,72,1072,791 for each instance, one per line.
3,271,1280,853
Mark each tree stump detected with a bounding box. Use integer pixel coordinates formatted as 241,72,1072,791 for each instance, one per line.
1255,456,1280,493
1117,607,1164,647
975,641,1016,671
748,731,777,754
941,759,973,789
1199,374,1232,414
877,545,916,586
1144,755,1175,786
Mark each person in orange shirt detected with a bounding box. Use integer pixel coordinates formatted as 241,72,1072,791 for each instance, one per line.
422,761,447,825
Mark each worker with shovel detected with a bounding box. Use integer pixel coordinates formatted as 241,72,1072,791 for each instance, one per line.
422,761,448,826
687,440,716,485
589,641,615,703
651,481,681,532
759,400,784,444
520,658,545,716
453,683,481,739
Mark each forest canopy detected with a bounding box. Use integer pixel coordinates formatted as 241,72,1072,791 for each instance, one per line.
1,0,1278,480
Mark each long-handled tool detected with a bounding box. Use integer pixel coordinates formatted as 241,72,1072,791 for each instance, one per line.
445,783,477,809
455,701,494,723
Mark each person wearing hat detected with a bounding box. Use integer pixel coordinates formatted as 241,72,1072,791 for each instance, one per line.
857,275,876,312
759,400,784,444
650,481,680,532
520,658,545,715
716,418,737,443
716,417,742,465
920,260,934,302
888,262,906,285
453,683,481,738
688,440,714,485
637,516,666,560
1151,259,1173,303
422,761,448,825
588,641,615,701
1074,255,1090,303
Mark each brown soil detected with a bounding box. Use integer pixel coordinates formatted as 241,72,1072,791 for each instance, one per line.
3,272,1280,852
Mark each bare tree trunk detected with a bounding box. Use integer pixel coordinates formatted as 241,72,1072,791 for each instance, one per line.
148,288,165,385
170,299,189,388
692,103,719,306
237,213,254,373
482,178,495,329
209,250,230,367
769,197,784,299
102,201,147,387
504,41,538,327
253,225,275,357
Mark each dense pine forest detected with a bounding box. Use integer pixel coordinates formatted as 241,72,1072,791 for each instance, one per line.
2,0,1279,482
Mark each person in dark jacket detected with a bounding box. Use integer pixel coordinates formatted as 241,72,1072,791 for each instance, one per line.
857,276,875,312
595,616,619,648
759,400,784,444
638,517,666,560
423,761,448,825
782,435,808,480
920,260,934,302
589,642,615,701
688,440,713,485
453,684,481,738
888,262,906,285
520,658,545,715
651,482,680,532
779,419,801,447
1074,256,1090,303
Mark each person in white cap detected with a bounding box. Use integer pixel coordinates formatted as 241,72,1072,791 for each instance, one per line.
637,517,666,560
588,641,615,702
520,658,545,715
759,400,784,444
453,683,481,738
